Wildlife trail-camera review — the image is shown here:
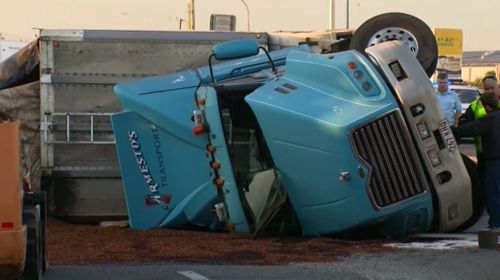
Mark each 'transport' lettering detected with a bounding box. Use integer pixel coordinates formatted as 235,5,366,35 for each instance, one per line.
128,130,168,208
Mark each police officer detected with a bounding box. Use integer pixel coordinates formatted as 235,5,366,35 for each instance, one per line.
454,91,500,229
435,72,462,127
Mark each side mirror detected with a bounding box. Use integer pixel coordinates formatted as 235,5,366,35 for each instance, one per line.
208,39,276,84
212,39,260,60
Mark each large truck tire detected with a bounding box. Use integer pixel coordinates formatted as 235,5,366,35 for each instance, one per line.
453,154,485,232
21,206,43,280
350,12,438,77
21,192,47,280
24,192,48,272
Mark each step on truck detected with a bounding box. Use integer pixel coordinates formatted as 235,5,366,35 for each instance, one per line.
111,13,482,237
0,122,47,279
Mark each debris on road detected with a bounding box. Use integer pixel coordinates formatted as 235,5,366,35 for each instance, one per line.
47,218,393,265
99,220,129,228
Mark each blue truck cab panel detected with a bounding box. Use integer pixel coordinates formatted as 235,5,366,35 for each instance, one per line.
112,45,305,231
112,71,222,230
245,50,433,235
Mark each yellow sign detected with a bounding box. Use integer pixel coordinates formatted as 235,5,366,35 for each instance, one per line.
434,28,463,56
434,28,463,79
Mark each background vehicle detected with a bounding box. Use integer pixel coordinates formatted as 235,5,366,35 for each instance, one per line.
111,13,482,237
0,122,47,280
450,84,481,113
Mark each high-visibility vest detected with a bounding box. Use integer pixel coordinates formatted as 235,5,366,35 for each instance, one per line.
470,100,486,154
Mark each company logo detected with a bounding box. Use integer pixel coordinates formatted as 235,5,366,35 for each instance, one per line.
128,130,170,208
145,194,171,206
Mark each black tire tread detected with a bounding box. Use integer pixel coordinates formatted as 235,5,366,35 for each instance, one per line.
20,205,43,280
350,12,438,77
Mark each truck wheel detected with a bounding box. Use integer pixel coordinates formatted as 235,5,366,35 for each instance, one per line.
24,191,48,271
453,154,485,232
350,12,438,77
20,205,43,280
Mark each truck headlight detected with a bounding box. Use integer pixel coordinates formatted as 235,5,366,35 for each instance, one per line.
417,122,430,140
427,149,441,167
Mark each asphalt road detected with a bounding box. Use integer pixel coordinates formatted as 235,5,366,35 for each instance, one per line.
45,211,498,280
44,245,500,280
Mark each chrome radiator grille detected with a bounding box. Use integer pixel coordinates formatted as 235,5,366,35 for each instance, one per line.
352,111,426,207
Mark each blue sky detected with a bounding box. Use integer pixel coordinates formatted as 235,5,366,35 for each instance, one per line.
1,0,499,51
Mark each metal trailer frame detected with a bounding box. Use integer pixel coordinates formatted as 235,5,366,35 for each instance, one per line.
38,30,268,221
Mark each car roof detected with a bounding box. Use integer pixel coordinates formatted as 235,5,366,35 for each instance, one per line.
449,84,480,91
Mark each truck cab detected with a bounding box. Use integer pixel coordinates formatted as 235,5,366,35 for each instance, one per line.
112,37,474,237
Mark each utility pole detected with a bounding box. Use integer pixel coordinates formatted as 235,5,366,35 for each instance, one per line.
329,0,335,30
346,0,350,29
187,0,195,30
240,0,250,32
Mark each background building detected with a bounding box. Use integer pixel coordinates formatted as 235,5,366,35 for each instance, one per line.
462,51,500,83
0,40,28,62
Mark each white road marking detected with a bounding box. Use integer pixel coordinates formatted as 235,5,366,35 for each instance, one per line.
412,233,477,240
178,271,210,280
385,239,478,250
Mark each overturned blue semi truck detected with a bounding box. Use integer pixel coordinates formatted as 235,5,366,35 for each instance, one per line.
111,13,482,237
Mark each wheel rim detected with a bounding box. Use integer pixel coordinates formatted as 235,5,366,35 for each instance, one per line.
367,27,419,55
